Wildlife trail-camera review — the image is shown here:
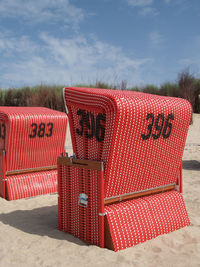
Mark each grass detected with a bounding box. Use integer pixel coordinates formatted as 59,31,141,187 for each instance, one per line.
0,71,199,113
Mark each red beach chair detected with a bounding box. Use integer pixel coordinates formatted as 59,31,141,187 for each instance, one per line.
0,107,67,200
58,87,192,251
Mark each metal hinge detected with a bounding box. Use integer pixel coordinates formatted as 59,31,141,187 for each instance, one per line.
99,212,107,216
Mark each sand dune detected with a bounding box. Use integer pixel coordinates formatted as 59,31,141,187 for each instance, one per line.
0,114,199,267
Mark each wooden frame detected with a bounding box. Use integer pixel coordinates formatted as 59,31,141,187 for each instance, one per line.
6,165,57,176
104,184,175,205
57,157,104,171
1,149,57,176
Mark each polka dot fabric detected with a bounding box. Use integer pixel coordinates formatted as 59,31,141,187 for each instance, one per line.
0,107,67,200
58,161,104,247
64,87,192,198
105,190,190,251
6,170,57,200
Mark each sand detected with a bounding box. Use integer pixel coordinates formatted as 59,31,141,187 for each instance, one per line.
0,114,199,267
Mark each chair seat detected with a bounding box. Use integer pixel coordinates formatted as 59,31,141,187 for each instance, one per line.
105,190,190,251
6,170,57,200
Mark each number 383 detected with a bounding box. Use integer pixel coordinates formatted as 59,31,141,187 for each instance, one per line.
142,113,174,140
29,122,54,138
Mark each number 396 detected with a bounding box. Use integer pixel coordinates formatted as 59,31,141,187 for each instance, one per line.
76,109,106,142
142,113,174,140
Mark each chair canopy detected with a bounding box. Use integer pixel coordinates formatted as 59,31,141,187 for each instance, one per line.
0,107,67,172
64,87,192,198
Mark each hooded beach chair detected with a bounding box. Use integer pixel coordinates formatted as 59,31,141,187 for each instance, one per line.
58,87,192,251
0,107,67,200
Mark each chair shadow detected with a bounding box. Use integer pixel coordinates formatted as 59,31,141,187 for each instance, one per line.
182,160,200,171
0,205,86,246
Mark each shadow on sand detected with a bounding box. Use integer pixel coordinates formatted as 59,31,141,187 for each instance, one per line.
0,205,86,246
182,160,200,171
1,161,198,245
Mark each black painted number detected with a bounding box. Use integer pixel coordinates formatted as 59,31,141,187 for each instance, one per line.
85,112,95,139
76,109,85,136
29,123,37,138
162,114,174,139
29,122,54,138
152,113,165,140
141,113,154,141
0,123,5,139
96,114,106,142
76,109,106,142
142,113,174,140
38,123,45,138
46,123,53,137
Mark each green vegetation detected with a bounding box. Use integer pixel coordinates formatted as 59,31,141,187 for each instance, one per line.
0,71,199,113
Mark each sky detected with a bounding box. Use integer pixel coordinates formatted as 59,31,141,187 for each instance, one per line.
0,0,200,88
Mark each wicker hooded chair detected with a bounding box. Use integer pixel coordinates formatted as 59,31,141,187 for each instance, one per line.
0,107,67,200
58,87,191,251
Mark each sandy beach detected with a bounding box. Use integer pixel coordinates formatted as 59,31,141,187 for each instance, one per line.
0,114,199,267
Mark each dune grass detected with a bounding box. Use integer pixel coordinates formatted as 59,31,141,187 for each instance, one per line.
0,71,199,113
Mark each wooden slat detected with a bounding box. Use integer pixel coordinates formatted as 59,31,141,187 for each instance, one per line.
57,157,104,171
104,184,175,205
6,165,57,176
0,149,57,176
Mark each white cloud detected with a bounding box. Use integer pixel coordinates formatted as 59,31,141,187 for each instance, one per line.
149,31,165,45
0,32,38,55
127,0,158,17
178,58,196,65
0,0,84,29
41,33,153,78
0,32,153,88
164,0,186,5
139,7,158,16
127,0,153,7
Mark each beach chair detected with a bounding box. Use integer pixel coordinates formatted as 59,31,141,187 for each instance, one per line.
0,107,67,200
58,87,192,251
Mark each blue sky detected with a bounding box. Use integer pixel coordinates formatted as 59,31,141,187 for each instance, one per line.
0,0,200,88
